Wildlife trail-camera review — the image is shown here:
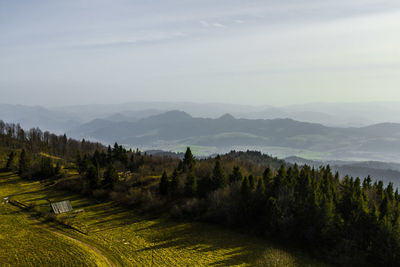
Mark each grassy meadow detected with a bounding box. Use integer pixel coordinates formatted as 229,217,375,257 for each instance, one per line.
0,171,327,266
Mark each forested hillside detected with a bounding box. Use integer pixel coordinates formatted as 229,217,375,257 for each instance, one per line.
286,156,400,188
1,120,400,266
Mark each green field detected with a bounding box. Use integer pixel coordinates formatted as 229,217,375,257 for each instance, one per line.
0,172,327,266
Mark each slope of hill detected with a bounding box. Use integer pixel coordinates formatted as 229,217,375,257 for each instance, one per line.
67,111,400,163
1,122,398,265
4,101,400,134
0,171,326,266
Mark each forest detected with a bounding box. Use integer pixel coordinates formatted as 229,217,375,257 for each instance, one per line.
1,120,399,266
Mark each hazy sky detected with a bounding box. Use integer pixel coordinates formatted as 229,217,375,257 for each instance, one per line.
1,0,400,106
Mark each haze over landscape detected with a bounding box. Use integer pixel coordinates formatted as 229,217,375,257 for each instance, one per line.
2,1,400,266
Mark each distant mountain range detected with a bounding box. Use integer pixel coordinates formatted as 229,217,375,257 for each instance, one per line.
285,156,400,188
0,104,81,134
65,110,400,163
2,101,400,133
2,102,400,186
2,102,400,163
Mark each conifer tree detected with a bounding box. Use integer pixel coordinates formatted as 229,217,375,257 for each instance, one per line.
183,147,195,171
103,163,118,189
229,166,243,184
76,151,87,174
277,165,287,181
18,149,29,176
159,170,169,195
170,168,179,195
86,163,99,189
263,167,272,184
379,195,391,221
274,165,287,192
248,175,255,189
184,169,197,196
263,167,271,180
241,176,251,199
5,151,15,170
212,158,226,190
39,156,55,179
256,178,266,196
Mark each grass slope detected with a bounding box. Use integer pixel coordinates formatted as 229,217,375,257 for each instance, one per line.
0,172,327,266
0,173,99,266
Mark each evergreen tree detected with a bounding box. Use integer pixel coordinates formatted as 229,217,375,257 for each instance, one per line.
229,166,243,184
85,163,99,189
5,151,15,170
241,176,251,199
272,165,287,195
183,147,195,171
170,168,179,195
379,195,391,221
277,165,287,181
248,175,255,189
256,178,266,196
103,163,118,189
363,175,372,190
212,158,226,190
38,156,56,179
184,169,197,196
76,151,87,174
159,170,169,195
18,149,29,176
263,167,272,180
263,167,273,187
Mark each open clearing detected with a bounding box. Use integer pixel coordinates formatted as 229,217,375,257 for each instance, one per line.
0,172,326,266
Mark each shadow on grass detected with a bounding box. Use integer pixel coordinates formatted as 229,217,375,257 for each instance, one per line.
140,224,247,265
0,172,19,184
129,218,319,266
0,171,322,266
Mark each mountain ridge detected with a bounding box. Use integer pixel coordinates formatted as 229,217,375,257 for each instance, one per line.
66,110,400,163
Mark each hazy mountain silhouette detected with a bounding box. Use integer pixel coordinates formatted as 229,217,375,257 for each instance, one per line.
67,110,400,162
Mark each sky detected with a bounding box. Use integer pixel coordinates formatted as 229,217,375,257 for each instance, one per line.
1,0,400,106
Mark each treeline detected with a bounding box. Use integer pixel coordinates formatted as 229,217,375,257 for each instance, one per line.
157,148,400,266
11,149,62,180
74,142,178,192
0,120,110,181
0,120,103,159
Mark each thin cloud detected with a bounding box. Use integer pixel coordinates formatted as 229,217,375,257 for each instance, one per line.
212,23,226,28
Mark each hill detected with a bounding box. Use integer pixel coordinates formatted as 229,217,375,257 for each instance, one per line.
4,102,400,134
0,104,80,133
0,171,325,266
68,111,400,162
1,122,399,265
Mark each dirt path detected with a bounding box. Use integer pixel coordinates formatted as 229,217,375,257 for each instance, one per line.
45,228,117,267
9,202,118,267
